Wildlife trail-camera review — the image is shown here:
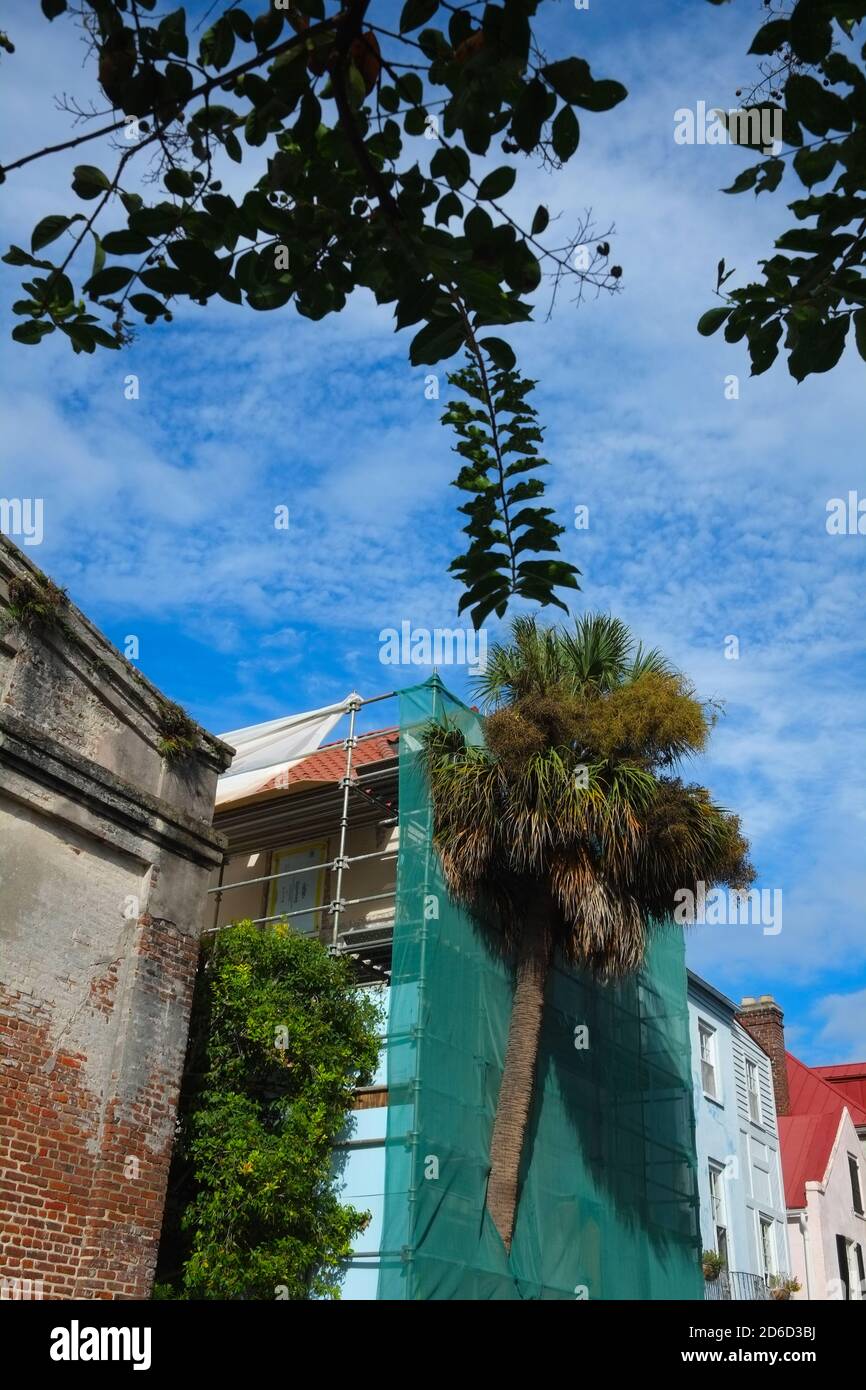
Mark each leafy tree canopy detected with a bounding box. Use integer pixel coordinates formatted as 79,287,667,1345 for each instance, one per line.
701,0,866,381
2,0,628,622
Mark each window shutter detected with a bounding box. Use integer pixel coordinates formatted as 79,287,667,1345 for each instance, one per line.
836,1234,850,1300
850,1155,864,1215
857,1243,865,1297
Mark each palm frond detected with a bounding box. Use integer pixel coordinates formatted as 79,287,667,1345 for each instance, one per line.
423,612,751,979
560,613,633,693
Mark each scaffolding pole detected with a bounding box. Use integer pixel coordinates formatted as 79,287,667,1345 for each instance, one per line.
330,695,360,949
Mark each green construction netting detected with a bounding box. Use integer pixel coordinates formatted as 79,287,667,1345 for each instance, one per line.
377,676,703,1301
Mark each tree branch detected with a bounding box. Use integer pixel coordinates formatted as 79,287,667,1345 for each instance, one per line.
1,11,344,178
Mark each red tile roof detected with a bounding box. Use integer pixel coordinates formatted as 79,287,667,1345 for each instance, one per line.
779,1052,866,1208
257,728,398,795
812,1063,866,1116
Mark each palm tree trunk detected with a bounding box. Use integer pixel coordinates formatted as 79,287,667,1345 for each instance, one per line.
486,903,552,1253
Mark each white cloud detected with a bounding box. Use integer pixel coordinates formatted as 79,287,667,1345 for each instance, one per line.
805,991,866,1065
1,1,864,1037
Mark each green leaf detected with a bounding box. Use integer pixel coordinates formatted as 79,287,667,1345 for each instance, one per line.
789,0,833,64
531,205,549,236
100,230,152,255
158,8,189,60
165,167,197,198
400,0,438,34
3,245,53,269
575,79,628,113
748,317,783,376
31,214,84,253
435,191,463,226
722,164,760,195
823,52,866,91
476,167,516,201
756,158,784,195
129,205,183,237
541,58,592,103
89,326,121,350
200,15,235,69
788,314,849,381
480,337,516,370
409,312,465,365
404,106,429,137
551,106,580,162
541,57,626,111
748,19,789,55
396,73,423,106
129,292,170,319
793,142,837,188
854,308,866,363
253,7,283,51
346,63,367,112
430,146,470,189
229,9,254,42
41,0,66,18
510,78,554,153
140,266,190,295
89,231,105,282
72,165,111,200
84,265,135,296
12,320,55,344
61,322,97,354
786,74,852,136
697,307,733,337
167,239,222,284
775,226,849,252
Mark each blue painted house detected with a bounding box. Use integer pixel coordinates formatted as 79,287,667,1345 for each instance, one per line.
687,971,790,1296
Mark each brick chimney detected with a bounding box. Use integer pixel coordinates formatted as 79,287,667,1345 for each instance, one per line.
736,995,790,1117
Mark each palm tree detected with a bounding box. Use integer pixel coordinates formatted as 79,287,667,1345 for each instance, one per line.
424,613,753,1253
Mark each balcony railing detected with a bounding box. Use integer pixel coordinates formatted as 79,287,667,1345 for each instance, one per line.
704,1270,771,1301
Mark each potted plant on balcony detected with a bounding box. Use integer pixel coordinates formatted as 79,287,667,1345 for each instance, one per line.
702,1250,725,1282
768,1274,801,1301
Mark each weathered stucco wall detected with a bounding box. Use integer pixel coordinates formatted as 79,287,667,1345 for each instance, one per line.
0,537,232,1300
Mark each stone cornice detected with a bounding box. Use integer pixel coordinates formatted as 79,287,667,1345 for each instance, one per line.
0,706,226,869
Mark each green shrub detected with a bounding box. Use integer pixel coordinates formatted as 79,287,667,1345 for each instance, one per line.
160,921,382,1300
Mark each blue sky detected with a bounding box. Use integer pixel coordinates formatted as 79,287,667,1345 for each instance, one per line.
1,0,864,1062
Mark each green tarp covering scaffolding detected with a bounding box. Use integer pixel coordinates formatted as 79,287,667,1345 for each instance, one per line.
378,677,703,1300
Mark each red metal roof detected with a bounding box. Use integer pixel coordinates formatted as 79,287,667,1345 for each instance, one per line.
257,728,398,794
787,1051,866,1127
779,1052,866,1208
812,1063,866,1115
778,1112,843,1209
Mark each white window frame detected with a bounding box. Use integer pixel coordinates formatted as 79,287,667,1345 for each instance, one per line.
746,1057,762,1125
757,1213,777,1282
699,1021,719,1101
844,1238,864,1300
708,1161,730,1265
266,839,329,936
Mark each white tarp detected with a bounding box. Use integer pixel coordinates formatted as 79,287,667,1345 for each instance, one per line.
215,694,359,807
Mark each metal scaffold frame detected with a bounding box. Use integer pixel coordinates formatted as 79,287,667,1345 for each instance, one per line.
204,688,404,980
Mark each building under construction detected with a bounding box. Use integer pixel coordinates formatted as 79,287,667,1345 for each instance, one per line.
208,677,704,1301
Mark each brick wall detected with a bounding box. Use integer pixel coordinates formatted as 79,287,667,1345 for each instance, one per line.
736,995,790,1117
0,538,231,1299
